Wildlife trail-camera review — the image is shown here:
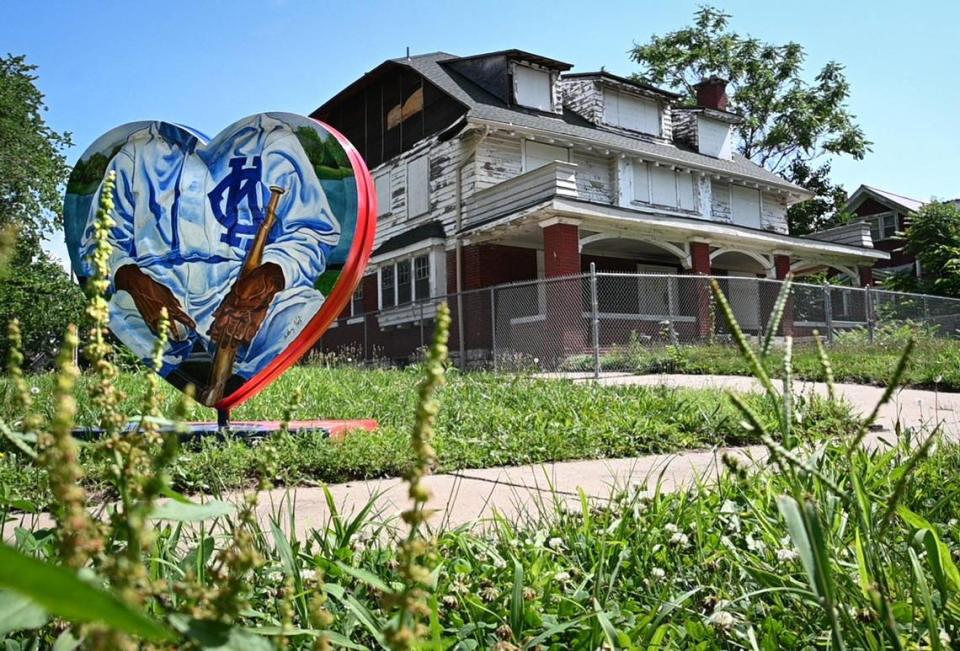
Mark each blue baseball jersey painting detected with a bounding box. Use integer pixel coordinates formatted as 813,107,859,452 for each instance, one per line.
72,114,343,382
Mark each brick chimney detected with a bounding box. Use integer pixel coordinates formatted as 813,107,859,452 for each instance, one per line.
694,76,728,111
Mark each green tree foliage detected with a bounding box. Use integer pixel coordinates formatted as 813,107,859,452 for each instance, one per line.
0,54,84,367
629,6,869,234
0,54,72,248
0,247,86,368
885,201,960,298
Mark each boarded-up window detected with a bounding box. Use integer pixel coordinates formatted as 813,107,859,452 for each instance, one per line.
603,90,661,135
406,155,429,217
677,172,696,212
650,166,677,207
514,65,552,111
731,185,761,228
632,162,650,203
523,140,569,172
375,171,391,216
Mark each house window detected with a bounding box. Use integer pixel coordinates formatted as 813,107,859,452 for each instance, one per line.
731,185,762,229
378,252,436,309
677,172,696,212
380,266,395,309
650,165,677,207
374,170,391,216
406,154,429,218
632,162,696,212
522,140,569,172
602,89,661,136
636,264,678,318
869,213,898,240
351,282,364,316
513,64,553,111
396,259,412,305
414,255,430,299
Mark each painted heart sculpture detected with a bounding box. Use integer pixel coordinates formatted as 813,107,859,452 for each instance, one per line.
63,113,376,410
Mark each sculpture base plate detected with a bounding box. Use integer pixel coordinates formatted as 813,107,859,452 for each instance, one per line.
73,419,378,442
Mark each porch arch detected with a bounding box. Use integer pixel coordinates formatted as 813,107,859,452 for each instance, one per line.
710,248,774,275
579,233,691,269
790,260,860,285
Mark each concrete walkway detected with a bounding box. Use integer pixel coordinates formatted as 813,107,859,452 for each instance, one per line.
12,375,958,538
244,374,960,537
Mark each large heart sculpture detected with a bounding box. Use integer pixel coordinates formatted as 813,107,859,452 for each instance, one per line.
64,113,376,410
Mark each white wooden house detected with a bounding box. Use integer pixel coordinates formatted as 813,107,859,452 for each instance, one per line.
312,50,888,359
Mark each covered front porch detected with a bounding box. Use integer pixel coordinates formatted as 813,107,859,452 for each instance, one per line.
457,166,888,343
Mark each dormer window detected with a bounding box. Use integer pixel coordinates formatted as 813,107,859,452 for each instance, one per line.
602,89,661,136
513,64,553,111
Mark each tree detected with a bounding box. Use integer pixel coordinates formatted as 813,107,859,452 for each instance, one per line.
629,6,870,234
0,54,84,367
0,54,73,248
885,201,960,298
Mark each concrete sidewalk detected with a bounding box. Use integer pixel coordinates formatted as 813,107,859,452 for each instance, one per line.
12,375,957,539
246,374,960,537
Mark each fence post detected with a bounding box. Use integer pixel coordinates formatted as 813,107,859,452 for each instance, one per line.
590,262,600,380
923,295,931,324
490,286,497,372
865,286,875,343
822,284,833,343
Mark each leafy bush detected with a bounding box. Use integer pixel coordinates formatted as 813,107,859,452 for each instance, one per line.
0,246,86,370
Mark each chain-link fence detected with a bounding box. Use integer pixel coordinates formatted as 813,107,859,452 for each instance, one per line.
317,266,960,374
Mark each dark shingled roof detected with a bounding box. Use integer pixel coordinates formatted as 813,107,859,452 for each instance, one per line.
373,220,446,256
393,52,808,195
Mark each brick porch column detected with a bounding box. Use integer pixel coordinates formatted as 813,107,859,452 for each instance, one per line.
859,265,874,288
690,241,712,338
541,220,583,364
773,253,794,337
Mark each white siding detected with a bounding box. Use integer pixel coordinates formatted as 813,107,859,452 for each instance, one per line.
514,65,553,111
731,185,761,228
571,151,613,203
602,90,661,136
522,140,569,172
650,165,677,207
697,117,733,160
406,154,429,218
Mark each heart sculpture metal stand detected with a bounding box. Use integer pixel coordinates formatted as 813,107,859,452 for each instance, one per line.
64,113,379,438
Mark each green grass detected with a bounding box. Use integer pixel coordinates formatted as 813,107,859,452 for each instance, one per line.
0,366,852,506
563,325,960,391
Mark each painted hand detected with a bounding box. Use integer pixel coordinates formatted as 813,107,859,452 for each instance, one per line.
209,263,285,348
115,264,196,340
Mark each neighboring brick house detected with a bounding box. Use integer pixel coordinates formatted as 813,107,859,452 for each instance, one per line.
312,49,888,362
842,184,934,280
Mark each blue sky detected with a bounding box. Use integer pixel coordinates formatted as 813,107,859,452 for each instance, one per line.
3,0,957,263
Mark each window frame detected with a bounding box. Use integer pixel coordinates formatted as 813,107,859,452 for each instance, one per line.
631,161,697,213
378,250,436,309
374,170,391,217
513,63,554,111
405,154,430,218
350,281,364,317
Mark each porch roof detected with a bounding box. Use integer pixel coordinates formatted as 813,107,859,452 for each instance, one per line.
462,194,890,267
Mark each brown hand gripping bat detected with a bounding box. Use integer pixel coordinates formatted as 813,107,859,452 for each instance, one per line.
202,185,285,406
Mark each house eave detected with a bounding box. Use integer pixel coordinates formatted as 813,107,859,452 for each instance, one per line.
462,196,888,264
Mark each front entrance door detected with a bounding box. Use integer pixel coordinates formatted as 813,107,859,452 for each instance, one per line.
726,271,761,331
